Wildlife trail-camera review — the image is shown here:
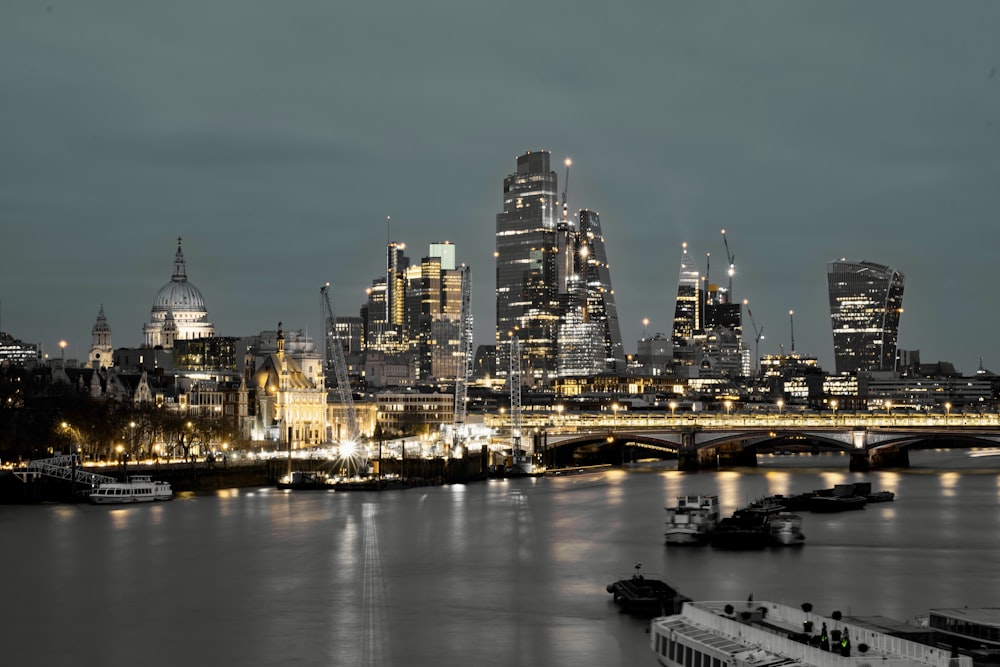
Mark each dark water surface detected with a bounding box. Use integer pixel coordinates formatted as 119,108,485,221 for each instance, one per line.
5,449,1000,667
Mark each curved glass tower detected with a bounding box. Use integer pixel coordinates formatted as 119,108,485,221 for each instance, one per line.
827,260,905,374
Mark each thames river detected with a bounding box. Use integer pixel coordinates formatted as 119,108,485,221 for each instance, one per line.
4,449,1000,667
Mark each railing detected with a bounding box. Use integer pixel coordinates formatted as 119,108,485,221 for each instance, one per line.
20,456,117,486
485,412,1000,431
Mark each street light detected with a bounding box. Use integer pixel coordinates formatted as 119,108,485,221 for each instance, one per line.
776,399,784,416
885,400,892,417
611,402,619,429
724,400,733,416
831,400,838,421
944,402,952,423
669,401,677,418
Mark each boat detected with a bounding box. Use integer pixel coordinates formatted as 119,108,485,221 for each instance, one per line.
768,512,806,546
607,563,690,615
650,598,974,667
709,509,771,550
807,493,867,512
865,490,895,503
276,470,333,490
89,475,173,504
664,495,721,545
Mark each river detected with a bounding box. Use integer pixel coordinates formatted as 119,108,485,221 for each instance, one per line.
3,448,1000,667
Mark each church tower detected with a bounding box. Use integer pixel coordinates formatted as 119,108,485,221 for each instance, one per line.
87,305,113,369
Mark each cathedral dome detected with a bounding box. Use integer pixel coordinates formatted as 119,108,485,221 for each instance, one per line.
151,239,207,313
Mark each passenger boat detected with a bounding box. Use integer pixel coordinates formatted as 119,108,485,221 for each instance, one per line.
768,513,805,546
650,598,973,667
607,564,690,616
89,475,173,504
665,495,721,545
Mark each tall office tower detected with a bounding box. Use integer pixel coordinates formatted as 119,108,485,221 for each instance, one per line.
495,151,561,384
827,260,905,374
574,209,625,374
671,243,702,345
386,241,409,329
404,243,467,382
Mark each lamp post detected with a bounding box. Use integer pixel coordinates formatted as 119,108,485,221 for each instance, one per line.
669,401,677,418
830,400,838,421
555,404,564,427
724,400,733,417
776,399,784,416
129,421,136,460
611,402,619,430
944,402,951,424
885,400,892,418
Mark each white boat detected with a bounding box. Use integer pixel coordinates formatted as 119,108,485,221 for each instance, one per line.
650,598,972,667
89,475,173,504
665,495,720,545
768,512,805,546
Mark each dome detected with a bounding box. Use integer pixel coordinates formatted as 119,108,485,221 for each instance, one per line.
152,280,206,313
151,239,207,313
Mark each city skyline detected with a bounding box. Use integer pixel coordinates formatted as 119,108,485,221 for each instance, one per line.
4,2,1000,374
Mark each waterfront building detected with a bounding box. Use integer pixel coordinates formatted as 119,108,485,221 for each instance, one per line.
495,150,561,385
827,259,904,375
143,238,216,348
375,390,454,438
86,305,113,369
249,325,326,449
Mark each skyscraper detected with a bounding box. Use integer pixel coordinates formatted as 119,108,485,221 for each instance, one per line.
574,209,625,373
827,259,905,374
671,243,701,344
495,151,561,384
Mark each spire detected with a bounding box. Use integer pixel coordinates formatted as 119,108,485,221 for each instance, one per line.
172,236,187,282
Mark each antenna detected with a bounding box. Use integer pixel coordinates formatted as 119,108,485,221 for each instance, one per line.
789,310,796,355
561,157,572,226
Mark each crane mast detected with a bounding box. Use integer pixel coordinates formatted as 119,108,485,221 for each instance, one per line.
743,299,765,378
721,229,736,298
509,335,522,455
321,283,359,443
452,265,473,454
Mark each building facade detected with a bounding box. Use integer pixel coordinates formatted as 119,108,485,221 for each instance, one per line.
827,260,905,374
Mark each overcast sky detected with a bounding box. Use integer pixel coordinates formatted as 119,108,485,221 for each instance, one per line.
3,1,999,374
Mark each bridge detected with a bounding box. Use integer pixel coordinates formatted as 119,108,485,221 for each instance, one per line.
483,412,1000,471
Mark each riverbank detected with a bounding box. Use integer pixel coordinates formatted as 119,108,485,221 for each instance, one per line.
0,452,491,503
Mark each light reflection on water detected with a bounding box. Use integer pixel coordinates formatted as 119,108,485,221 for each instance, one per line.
5,449,1000,667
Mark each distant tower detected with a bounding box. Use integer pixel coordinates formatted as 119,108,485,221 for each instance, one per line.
87,304,113,369
495,151,560,384
672,243,701,344
827,260,905,374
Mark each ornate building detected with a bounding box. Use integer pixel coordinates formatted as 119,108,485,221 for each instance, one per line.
144,238,215,348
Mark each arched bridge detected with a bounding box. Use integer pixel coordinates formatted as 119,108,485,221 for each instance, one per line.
495,412,1000,471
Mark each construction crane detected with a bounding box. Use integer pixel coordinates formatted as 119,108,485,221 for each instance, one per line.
321,283,360,445
561,157,572,225
509,334,523,457
743,299,764,377
721,229,736,298
451,265,473,456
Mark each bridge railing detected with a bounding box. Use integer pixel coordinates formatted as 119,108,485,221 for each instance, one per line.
484,411,1000,432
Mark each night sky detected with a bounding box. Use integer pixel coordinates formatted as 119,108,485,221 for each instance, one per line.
4,2,999,373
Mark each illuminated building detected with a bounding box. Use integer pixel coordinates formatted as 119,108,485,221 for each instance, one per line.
0,331,37,366
495,151,561,384
671,244,701,345
574,209,625,374
86,305,113,369
143,238,215,348
827,260,904,374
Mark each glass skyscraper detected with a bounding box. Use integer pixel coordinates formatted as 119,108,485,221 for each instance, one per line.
827,259,905,374
495,151,561,383
575,209,625,374
671,243,701,344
